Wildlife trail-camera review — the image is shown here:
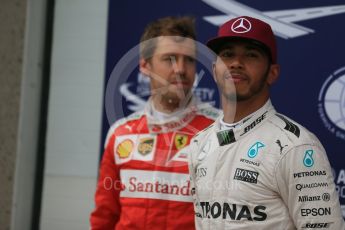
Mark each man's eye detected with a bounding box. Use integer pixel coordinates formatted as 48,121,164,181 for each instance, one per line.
163,56,175,62
219,50,233,57
186,56,196,63
246,51,260,58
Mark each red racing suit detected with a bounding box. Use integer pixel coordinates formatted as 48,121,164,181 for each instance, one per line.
90,98,219,229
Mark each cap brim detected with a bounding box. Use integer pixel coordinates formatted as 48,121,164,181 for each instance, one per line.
206,36,232,54
207,36,260,53
206,36,273,62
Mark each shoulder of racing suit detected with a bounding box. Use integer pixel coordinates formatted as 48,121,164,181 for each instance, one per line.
103,110,145,148
266,112,323,156
195,104,221,121
181,104,220,145
190,112,323,159
191,123,215,143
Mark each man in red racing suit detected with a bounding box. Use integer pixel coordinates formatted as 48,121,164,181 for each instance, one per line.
90,16,219,229
90,98,219,229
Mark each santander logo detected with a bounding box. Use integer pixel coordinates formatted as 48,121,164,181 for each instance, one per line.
126,176,191,195
118,170,192,202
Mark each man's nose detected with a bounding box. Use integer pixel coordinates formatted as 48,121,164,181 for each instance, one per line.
172,57,186,75
228,55,244,69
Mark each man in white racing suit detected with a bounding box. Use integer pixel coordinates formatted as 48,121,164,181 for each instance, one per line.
187,16,345,229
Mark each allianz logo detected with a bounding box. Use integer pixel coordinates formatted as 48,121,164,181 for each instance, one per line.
298,193,330,202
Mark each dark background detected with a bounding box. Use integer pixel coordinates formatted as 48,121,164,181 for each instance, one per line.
103,0,345,210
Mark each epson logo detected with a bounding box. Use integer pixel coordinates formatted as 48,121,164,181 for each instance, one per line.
301,222,333,228
234,168,259,184
240,112,267,136
301,207,331,217
293,170,326,178
198,202,267,221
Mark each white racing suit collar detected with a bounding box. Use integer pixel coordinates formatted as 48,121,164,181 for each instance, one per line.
145,96,203,133
215,100,276,146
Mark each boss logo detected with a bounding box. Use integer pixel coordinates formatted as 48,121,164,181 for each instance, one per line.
233,168,259,184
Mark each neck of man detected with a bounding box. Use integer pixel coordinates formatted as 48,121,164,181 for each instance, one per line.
222,93,270,124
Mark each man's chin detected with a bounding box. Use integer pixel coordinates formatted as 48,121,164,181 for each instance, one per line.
222,90,253,102
163,92,192,104
223,92,237,101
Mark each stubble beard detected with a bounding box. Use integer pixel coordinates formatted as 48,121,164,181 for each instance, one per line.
159,88,192,111
221,68,270,102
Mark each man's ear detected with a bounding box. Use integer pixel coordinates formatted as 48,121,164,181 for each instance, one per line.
267,64,280,85
139,58,151,77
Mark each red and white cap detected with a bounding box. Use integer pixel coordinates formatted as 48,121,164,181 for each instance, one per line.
206,16,277,63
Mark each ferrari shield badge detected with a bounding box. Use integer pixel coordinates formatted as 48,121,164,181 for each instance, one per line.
174,134,189,150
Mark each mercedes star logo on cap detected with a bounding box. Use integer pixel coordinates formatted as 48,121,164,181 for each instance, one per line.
231,18,252,33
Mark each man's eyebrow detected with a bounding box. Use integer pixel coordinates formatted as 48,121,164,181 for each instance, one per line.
219,44,234,50
244,44,265,52
219,44,262,51
160,52,196,58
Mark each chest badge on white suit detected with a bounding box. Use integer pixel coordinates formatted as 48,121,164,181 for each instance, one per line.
198,139,211,161
238,141,265,169
303,149,314,167
247,141,265,158
275,139,288,154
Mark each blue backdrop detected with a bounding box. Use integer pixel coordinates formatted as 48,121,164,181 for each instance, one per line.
102,0,345,216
